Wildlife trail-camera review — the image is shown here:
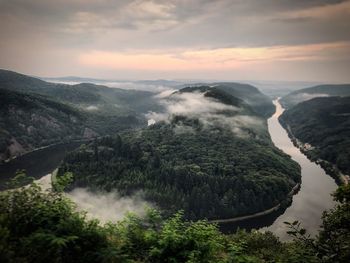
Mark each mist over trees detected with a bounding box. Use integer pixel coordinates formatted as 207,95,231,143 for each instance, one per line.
0,174,349,262
58,87,300,221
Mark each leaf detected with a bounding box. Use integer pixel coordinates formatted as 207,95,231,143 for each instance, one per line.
286,231,297,236
299,228,306,235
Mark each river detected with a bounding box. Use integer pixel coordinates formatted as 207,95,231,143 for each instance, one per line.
0,100,338,240
220,100,338,239
260,99,338,239
0,142,83,190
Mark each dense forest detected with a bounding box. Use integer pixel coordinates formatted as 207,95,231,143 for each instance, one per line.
0,173,349,263
179,82,276,117
0,88,144,162
58,87,300,220
0,70,165,161
280,84,350,109
279,96,350,181
0,70,276,163
0,69,162,115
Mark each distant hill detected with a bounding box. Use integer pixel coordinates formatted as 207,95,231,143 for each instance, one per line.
178,86,248,107
0,70,165,161
0,88,143,162
280,96,350,182
0,88,86,161
280,84,350,109
180,83,275,117
0,69,162,115
58,85,300,221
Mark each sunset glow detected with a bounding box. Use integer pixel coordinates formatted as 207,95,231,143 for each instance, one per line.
0,0,349,81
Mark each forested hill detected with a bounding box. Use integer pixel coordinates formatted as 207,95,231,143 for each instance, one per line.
178,86,254,114
0,69,162,114
280,84,350,109
0,69,164,162
279,96,350,181
58,87,300,221
0,88,143,162
181,82,275,117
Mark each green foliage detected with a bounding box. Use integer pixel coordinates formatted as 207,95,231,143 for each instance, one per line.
284,221,314,249
5,169,34,189
0,87,146,161
52,172,74,192
283,185,350,262
333,184,350,203
0,183,110,263
1,176,349,262
316,184,350,262
0,183,254,263
58,114,300,220
0,70,162,162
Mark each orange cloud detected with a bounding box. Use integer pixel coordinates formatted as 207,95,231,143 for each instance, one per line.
79,41,350,71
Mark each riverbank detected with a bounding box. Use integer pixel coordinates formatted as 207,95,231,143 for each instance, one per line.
280,120,349,185
0,141,85,190
210,183,300,224
1,138,92,165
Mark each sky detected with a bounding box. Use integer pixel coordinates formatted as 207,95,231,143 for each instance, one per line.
0,0,350,82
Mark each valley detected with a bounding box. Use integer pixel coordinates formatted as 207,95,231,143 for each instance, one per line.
0,71,346,233
1,1,350,260
1,71,349,262
56,85,300,221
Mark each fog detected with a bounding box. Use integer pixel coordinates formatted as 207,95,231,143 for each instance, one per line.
68,188,152,224
46,78,181,93
85,105,99,111
288,92,330,105
297,93,330,100
146,90,264,138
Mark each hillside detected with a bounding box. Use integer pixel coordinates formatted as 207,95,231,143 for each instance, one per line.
0,70,167,161
0,88,143,162
2,179,349,262
58,87,300,221
0,69,162,115
279,96,350,182
181,82,275,117
280,84,350,109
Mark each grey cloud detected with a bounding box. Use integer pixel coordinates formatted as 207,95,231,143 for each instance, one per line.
0,0,349,81
1,0,349,48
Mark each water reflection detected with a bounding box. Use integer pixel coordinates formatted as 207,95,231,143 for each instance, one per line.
0,142,82,190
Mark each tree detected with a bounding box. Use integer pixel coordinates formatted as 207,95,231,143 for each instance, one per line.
317,184,350,262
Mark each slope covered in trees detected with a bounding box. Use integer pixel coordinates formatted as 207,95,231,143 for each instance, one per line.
0,88,143,162
1,173,349,263
280,84,350,109
279,96,350,181
0,69,162,115
181,82,275,117
0,70,276,164
58,87,300,220
0,70,164,161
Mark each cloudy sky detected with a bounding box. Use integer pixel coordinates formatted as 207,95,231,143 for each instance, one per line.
0,0,349,82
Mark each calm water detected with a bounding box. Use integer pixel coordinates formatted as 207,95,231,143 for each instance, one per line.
261,100,337,239
0,142,83,190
